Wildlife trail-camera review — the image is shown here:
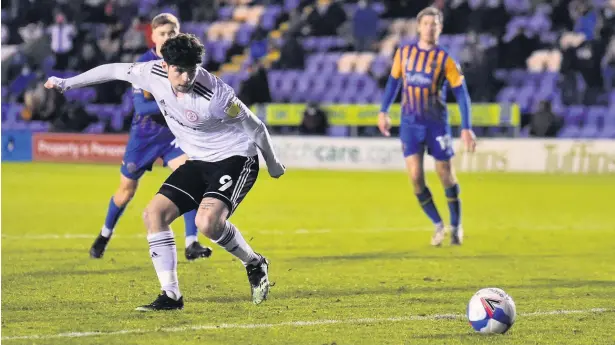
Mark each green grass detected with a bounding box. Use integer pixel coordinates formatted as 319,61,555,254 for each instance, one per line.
2,162,615,345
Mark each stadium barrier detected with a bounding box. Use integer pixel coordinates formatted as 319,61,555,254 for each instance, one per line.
252,103,521,128
2,131,614,174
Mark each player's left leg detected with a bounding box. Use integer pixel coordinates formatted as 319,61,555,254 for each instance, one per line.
166,152,212,261
194,155,269,304
434,160,462,245
427,126,463,245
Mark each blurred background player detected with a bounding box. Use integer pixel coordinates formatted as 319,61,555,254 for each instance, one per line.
377,7,476,246
89,13,212,261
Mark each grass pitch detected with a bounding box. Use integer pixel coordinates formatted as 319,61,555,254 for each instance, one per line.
2,162,614,344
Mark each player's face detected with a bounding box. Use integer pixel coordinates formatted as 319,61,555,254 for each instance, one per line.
152,24,179,50
163,62,198,93
418,15,441,44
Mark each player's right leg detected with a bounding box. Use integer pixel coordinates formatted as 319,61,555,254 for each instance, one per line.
165,151,212,261
135,193,184,312
136,160,208,311
400,121,444,245
90,174,139,258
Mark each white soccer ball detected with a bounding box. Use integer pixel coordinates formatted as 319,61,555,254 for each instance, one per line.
467,287,516,334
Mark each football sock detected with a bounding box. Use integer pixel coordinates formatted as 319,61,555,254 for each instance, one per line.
416,187,443,225
102,197,126,238
147,231,181,300
183,209,198,248
445,184,461,227
213,221,260,266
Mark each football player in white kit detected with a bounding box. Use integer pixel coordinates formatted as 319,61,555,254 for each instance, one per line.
45,34,285,311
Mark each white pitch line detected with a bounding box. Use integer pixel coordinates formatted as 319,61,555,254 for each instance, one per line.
1,308,610,341
0,228,423,240
2,224,610,240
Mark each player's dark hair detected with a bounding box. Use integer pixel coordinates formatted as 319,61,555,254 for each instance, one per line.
161,33,205,68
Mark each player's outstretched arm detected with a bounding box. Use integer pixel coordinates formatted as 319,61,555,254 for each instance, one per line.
44,63,152,94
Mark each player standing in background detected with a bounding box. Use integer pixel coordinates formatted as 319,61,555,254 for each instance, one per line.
45,34,285,310
89,14,213,261
377,7,476,246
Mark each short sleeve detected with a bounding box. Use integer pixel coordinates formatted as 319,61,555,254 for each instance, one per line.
209,78,249,124
444,56,464,88
390,48,402,79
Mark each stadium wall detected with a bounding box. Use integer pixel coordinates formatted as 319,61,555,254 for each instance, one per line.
2,131,614,174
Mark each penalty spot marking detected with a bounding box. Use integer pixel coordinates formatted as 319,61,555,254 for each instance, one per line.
1,308,610,341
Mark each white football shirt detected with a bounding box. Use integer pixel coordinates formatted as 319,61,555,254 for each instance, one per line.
123,61,258,162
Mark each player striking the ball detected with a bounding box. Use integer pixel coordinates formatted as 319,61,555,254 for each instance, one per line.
89,13,212,261
46,33,285,310
378,7,476,246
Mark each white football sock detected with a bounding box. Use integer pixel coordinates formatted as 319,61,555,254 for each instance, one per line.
185,235,198,248
147,231,181,300
214,221,260,266
101,225,113,238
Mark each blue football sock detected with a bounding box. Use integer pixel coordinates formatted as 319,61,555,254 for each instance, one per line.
102,197,126,237
445,184,461,227
183,209,198,246
416,187,443,225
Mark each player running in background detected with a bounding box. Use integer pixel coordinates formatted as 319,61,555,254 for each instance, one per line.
377,7,476,246
89,14,212,261
45,33,285,310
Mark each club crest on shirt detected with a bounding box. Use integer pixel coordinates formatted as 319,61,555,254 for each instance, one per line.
185,110,199,123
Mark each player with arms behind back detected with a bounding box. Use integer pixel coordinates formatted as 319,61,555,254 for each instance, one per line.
89,14,212,261
378,7,476,246
45,33,285,310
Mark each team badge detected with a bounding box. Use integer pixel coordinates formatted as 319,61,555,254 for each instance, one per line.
185,110,199,122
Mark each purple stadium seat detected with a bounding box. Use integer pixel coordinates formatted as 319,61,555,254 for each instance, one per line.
84,122,105,134
64,88,97,103
558,125,581,138
599,127,615,138
27,121,50,132
285,0,300,11
564,105,586,127
236,25,255,46
218,6,233,20
327,126,349,137
505,0,531,13
5,104,23,122
261,6,281,30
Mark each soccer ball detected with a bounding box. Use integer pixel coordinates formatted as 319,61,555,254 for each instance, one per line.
467,287,516,334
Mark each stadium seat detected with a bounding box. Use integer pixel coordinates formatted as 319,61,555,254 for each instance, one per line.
354,53,375,74
527,50,549,72
559,32,586,49
546,50,562,72
337,53,358,74
379,34,398,57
